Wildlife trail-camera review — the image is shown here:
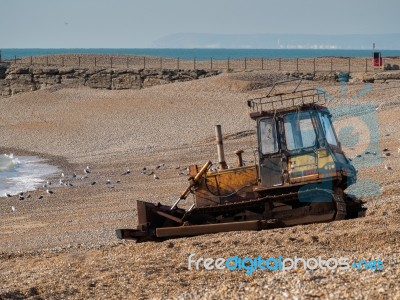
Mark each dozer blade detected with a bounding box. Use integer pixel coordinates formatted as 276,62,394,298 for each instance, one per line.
116,188,365,242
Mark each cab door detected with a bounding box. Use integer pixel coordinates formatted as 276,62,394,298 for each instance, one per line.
258,117,283,187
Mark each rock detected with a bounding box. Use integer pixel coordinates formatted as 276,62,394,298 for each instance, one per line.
0,64,8,79
85,72,112,89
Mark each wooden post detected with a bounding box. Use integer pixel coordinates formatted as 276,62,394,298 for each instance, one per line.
313,58,316,73
160,57,162,69
278,58,281,71
110,57,113,68
227,57,230,70
296,58,299,72
94,57,97,67
126,57,129,69
78,57,81,67
177,57,179,69
365,58,368,72
244,58,247,70
14,55,17,64
210,57,213,70
348,57,351,73
194,57,196,69
330,58,333,72
62,57,64,67
46,56,49,66
143,56,146,69
30,56,32,65
261,58,264,70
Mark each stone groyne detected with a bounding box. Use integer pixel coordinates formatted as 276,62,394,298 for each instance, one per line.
0,63,221,97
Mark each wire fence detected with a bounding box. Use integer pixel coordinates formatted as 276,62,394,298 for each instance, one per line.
1,53,400,73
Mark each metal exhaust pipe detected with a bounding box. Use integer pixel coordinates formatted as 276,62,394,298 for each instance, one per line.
215,125,227,170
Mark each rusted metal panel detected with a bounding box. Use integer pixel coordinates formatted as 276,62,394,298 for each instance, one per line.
156,220,262,238
194,165,258,207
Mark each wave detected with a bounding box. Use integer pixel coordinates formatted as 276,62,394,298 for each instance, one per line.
0,154,19,172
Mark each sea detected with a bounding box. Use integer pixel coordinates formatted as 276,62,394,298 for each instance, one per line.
1,48,400,61
0,154,59,197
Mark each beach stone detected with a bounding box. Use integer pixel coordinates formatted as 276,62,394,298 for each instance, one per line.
58,67,75,75
8,67,30,75
143,77,169,87
0,64,8,79
86,72,112,89
112,74,135,89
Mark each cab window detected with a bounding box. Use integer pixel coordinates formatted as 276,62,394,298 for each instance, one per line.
284,111,317,151
259,118,278,154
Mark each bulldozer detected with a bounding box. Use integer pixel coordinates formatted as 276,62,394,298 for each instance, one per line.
116,79,366,242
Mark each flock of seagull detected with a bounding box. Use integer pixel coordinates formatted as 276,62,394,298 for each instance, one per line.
5,163,189,213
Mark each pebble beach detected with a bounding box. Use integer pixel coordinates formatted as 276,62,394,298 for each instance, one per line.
0,56,399,299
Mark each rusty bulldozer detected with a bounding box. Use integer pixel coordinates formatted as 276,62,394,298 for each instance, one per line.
116,79,366,242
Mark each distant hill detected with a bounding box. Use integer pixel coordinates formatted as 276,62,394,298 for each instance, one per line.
152,33,400,50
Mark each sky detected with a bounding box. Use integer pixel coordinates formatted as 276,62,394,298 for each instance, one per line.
1,0,399,48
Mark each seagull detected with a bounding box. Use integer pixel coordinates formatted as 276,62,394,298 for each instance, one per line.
72,172,77,178
5,193,12,198
84,166,90,174
19,192,24,196
156,163,165,170
38,195,44,200
11,206,16,212
142,167,147,171
27,194,31,199
153,174,159,180
106,179,112,185
121,169,131,176
116,180,121,184
59,179,64,185
376,103,383,111
47,181,52,185
61,172,65,177
90,181,96,186
19,195,24,201
46,189,54,194
385,165,392,171
81,175,88,180
148,171,154,176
